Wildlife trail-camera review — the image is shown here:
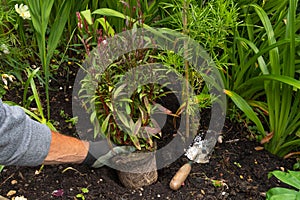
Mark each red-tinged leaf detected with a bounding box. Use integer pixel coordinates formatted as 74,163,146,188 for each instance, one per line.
147,137,154,148
130,135,141,150
138,106,147,123
143,96,150,113
52,189,64,197
143,126,161,136
152,101,173,115
133,117,142,136
176,102,186,116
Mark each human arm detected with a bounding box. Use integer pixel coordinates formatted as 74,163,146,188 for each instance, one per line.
44,131,134,166
0,99,51,166
0,99,134,167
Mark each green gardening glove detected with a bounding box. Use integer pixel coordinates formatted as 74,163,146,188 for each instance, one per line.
82,140,135,168
92,145,136,168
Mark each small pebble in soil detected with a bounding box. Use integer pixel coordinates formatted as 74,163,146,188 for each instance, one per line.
7,190,16,197
157,194,161,198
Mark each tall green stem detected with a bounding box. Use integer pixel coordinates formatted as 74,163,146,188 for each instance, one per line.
183,0,190,137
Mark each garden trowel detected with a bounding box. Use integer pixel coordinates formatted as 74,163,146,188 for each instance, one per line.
169,130,219,190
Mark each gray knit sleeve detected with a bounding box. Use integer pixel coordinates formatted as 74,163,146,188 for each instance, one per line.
0,99,51,166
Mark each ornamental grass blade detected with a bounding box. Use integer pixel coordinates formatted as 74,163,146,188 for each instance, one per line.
47,0,72,66
240,75,300,90
224,89,265,134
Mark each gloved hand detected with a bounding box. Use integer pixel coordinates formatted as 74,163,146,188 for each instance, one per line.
82,140,135,168
92,145,135,168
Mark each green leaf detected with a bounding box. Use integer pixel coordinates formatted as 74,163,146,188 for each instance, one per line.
130,135,141,150
92,8,132,21
90,111,97,123
250,3,280,74
116,112,130,128
125,104,131,115
95,18,115,36
113,84,127,99
76,193,85,200
47,0,72,66
29,74,45,122
0,165,4,173
269,170,300,190
101,114,111,134
239,75,300,90
81,10,93,25
224,89,265,134
23,68,40,107
296,130,300,138
81,188,89,193
266,187,299,200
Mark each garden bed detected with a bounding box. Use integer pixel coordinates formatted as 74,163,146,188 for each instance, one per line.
0,66,295,200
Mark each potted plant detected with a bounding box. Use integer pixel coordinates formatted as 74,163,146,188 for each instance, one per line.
78,44,178,188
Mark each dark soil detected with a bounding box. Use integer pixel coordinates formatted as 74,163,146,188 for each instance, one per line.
0,64,296,200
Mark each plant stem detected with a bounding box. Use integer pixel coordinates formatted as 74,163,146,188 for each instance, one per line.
183,0,190,138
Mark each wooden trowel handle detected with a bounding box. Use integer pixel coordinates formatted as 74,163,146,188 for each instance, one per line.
169,162,192,190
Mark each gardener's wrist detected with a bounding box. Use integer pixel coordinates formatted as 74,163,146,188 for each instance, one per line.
82,140,111,166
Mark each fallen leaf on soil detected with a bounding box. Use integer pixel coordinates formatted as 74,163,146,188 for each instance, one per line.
283,151,300,159
260,132,273,144
52,189,64,197
6,190,16,197
254,146,264,151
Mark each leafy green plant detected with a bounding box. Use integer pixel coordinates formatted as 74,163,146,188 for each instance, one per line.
60,109,78,126
224,0,300,157
0,1,34,95
77,0,216,151
160,0,239,64
266,170,300,199
27,0,72,120
76,187,89,200
80,49,171,150
76,1,177,151
21,67,56,131
77,0,170,53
